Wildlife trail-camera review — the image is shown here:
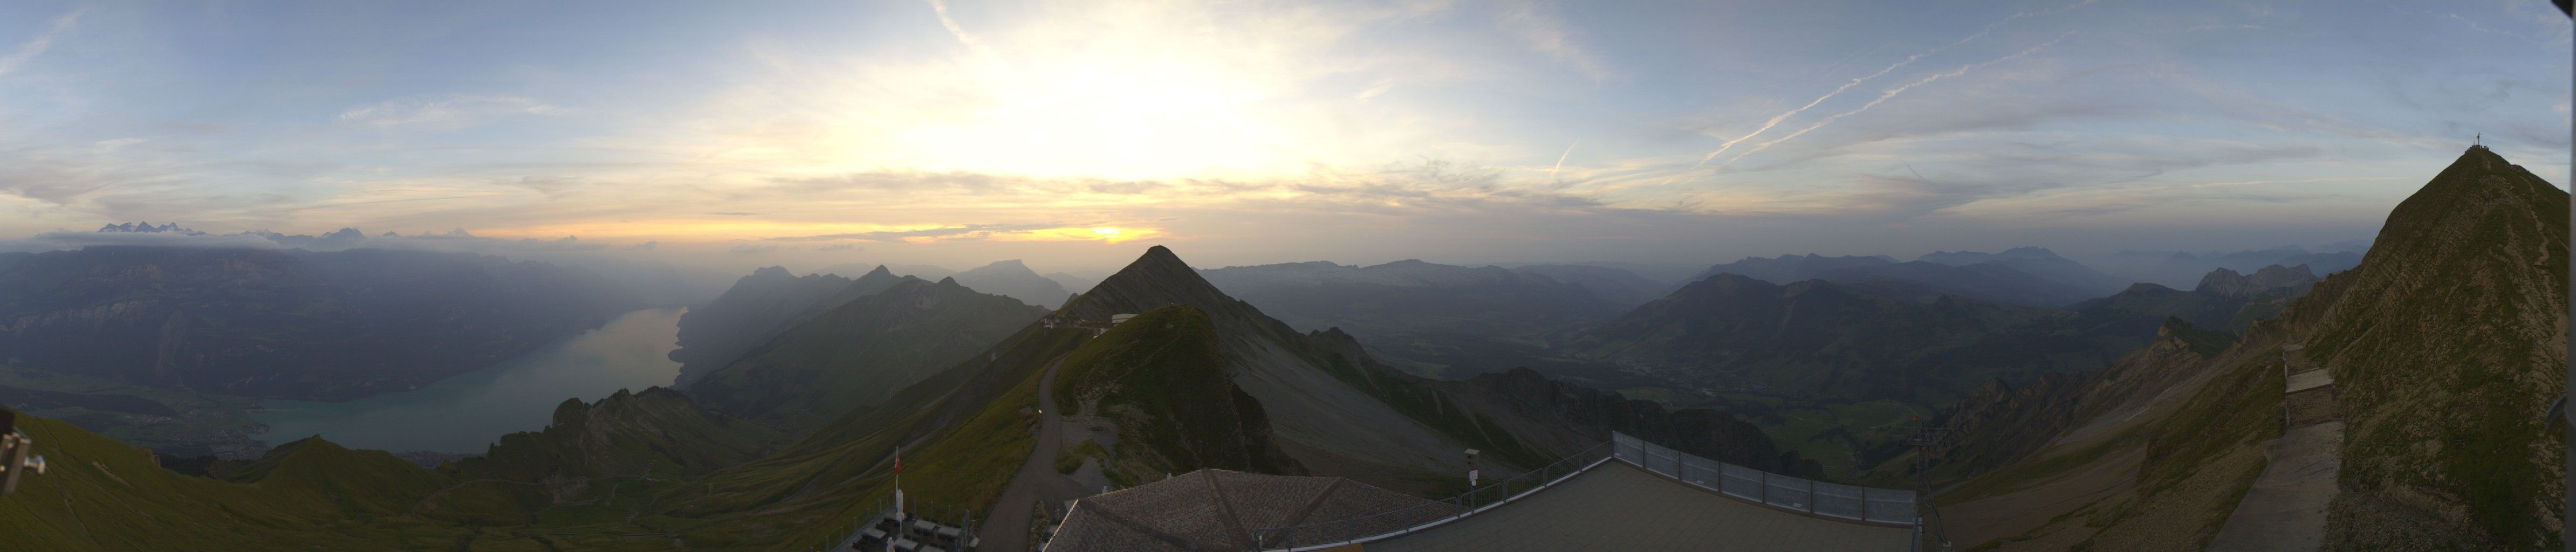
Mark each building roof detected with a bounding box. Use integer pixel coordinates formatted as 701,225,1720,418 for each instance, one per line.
1043,469,1461,551
1362,461,1916,552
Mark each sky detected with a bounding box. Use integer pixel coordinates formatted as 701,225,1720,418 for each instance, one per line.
0,0,2567,274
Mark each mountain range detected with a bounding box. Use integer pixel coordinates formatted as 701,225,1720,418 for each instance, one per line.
1686,248,2128,308
685,277,1049,433
1933,146,2564,551
666,265,909,388
0,241,1817,550
2093,243,2369,289
0,247,654,399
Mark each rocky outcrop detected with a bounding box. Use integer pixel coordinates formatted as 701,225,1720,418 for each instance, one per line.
2193,264,2319,298
447,387,778,482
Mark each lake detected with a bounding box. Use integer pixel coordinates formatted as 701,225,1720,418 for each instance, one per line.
250,307,687,453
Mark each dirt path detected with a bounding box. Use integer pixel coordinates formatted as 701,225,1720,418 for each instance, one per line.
976,358,1089,551
2205,421,2342,551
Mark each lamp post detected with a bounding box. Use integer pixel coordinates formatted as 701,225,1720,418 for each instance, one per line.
1464,448,1480,487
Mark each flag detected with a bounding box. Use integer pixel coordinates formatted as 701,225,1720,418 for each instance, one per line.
894,448,902,475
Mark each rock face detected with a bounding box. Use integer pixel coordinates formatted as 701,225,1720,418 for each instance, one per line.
0,246,646,399
685,277,1049,433
951,259,1073,307
668,265,906,388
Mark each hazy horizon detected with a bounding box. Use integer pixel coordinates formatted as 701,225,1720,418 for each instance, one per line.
1,0,2565,274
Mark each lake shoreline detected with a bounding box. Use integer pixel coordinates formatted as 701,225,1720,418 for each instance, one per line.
247,307,689,454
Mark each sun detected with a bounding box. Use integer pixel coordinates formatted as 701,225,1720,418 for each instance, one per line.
1091,227,1123,237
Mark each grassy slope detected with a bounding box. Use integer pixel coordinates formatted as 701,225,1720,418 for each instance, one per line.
688,279,1049,434
1052,305,1299,482
1940,147,2568,551
1939,342,2282,551
0,412,475,551
2298,147,2568,550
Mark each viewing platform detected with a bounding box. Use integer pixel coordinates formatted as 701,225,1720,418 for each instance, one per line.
1033,432,1922,551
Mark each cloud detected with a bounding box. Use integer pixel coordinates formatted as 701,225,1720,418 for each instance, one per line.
729,243,780,254
337,95,561,128
1497,2,1608,81
0,8,78,78
1724,33,2074,165
1696,0,2098,166
767,223,1064,242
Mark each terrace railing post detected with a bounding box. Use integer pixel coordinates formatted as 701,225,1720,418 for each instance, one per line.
1804,478,1817,514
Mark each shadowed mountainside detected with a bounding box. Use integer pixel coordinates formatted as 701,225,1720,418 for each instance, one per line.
667,265,908,388
684,277,1050,433
0,247,649,399
1686,251,2116,307
1934,146,2566,551
950,259,1073,307
1198,259,1626,339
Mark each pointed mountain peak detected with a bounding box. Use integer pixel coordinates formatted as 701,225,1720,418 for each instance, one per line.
2371,145,2566,266
963,259,1034,274
864,265,894,277
749,265,793,279
1066,245,1251,323
1140,244,1184,265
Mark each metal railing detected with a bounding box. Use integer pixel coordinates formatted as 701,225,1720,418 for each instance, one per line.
1612,433,1918,525
1249,440,1616,550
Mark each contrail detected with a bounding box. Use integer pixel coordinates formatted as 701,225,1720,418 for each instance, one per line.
1696,47,1942,167
924,0,1002,64
1723,33,2072,165
1549,139,1580,179
1695,0,2096,167
0,9,81,77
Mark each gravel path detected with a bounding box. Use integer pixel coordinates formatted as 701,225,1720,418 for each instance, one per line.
976,358,1089,551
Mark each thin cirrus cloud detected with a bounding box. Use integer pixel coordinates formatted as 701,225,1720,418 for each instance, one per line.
337,95,562,128
0,0,2562,270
